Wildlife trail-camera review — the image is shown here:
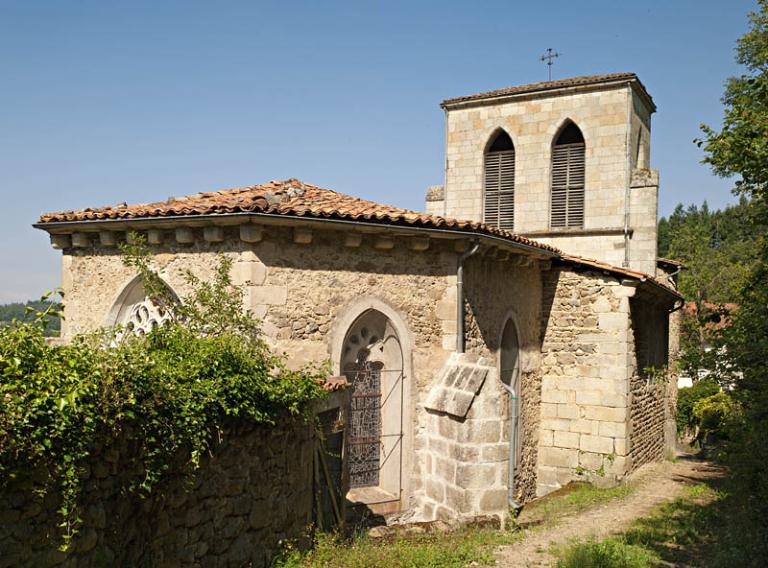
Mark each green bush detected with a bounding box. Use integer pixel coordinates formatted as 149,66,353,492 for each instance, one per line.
677,379,720,434
0,242,327,548
693,392,741,440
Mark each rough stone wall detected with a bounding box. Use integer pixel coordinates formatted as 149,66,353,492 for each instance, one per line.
59,227,455,373
57,227,459,517
537,267,637,496
404,254,545,523
628,376,666,470
628,298,669,470
0,420,314,568
441,83,658,274
664,308,682,449
53,222,673,524
463,255,544,505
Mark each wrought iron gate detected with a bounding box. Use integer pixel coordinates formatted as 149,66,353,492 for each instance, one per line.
346,363,382,488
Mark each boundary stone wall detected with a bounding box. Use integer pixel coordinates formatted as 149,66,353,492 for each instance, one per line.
0,419,316,568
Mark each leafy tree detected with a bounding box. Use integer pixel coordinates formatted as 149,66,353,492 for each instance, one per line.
695,0,768,540
699,1,768,202
659,198,759,304
676,378,720,435
658,197,759,376
0,298,61,336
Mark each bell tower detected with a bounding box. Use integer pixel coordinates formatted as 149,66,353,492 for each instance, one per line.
426,73,659,275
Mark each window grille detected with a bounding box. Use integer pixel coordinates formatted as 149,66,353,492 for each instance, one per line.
484,132,515,230
551,123,585,228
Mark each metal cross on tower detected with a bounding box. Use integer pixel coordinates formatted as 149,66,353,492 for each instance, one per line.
540,48,560,81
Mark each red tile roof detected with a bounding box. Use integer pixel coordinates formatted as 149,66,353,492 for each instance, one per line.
37,178,560,254
441,73,654,110
682,303,737,331
36,178,680,298
320,376,350,392
559,253,681,299
657,257,686,269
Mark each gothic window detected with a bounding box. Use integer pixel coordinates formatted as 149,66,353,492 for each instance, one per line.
551,122,585,228
484,131,515,230
108,277,177,336
500,318,522,466
341,309,404,494
122,297,172,335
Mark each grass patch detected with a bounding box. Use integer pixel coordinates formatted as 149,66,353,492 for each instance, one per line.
684,483,716,499
275,526,521,568
522,482,635,526
554,464,768,567
554,537,659,568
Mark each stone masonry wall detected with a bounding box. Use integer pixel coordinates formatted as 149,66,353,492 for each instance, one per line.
444,87,632,233
537,267,637,496
628,376,666,471
52,222,672,524
464,255,544,505
415,254,545,522
627,298,669,470
441,82,658,274
0,420,315,568
57,226,459,517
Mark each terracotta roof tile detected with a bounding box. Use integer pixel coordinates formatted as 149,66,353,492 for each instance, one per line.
37,179,679,298
559,253,682,298
657,257,686,269
37,178,560,254
320,376,351,392
441,73,653,109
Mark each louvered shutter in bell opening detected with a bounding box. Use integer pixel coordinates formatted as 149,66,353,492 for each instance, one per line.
550,142,585,228
484,149,515,230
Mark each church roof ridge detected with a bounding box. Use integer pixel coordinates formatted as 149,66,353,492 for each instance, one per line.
35,178,561,254
441,72,654,110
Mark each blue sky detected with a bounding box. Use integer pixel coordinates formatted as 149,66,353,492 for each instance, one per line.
0,0,757,303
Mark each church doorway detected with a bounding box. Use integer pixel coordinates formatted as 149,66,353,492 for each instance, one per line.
341,309,405,505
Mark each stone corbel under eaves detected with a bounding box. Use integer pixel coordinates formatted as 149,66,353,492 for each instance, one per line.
34,214,556,265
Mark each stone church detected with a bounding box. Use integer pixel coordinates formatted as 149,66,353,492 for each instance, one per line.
35,73,681,524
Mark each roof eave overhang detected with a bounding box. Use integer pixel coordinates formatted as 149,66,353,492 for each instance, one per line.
634,278,684,305
36,214,679,297
441,77,656,113
556,258,682,304
33,211,559,260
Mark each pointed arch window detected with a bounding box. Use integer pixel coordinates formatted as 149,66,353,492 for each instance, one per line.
484,131,515,230
551,122,585,228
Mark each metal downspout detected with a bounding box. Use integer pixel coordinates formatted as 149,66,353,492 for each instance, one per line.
456,241,480,353
503,382,521,513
